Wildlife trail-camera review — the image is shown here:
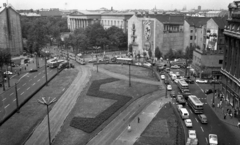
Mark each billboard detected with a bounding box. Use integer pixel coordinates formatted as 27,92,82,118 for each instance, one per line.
206,29,218,50
142,19,154,57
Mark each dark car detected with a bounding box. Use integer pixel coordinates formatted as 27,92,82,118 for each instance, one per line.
209,79,220,84
176,95,186,105
185,78,194,84
111,57,117,62
182,91,191,100
29,69,38,73
164,79,170,85
24,58,30,64
205,89,216,95
170,91,176,98
197,114,208,124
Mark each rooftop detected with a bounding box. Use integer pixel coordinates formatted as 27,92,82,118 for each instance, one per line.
185,17,210,27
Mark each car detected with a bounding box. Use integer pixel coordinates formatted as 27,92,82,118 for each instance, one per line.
24,58,30,63
196,79,208,83
174,79,179,83
143,62,152,67
157,66,165,72
167,85,172,91
170,90,176,97
197,114,208,124
171,65,180,69
169,71,173,76
29,69,38,73
209,134,218,145
177,104,183,112
135,62,142,66
4,71,13,75
188,130,197,139
164,79,170,85
209,79,220,84
161,75,165,80
176,95,186,104
184,119,193,127
185,78,194,84
176,72,180,77
111,57,117,62
205,89,215,95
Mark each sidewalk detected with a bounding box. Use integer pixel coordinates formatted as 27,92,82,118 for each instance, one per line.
111,97,171,145
206,94,240,128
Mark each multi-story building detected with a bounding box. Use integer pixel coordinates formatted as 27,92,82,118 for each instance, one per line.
0,5,23,56
221,1,240,110
67,10,133,33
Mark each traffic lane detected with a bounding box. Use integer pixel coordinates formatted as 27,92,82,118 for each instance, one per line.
189,83,238,145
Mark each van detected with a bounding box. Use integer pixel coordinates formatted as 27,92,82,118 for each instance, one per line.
180,108,189,119
171,74,177,80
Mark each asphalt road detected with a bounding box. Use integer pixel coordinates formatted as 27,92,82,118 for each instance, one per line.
167,75,238,145
0,66,58,123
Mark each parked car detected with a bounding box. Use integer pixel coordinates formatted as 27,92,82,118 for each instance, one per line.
4,71,13,75
170,90,176,97
29,69,38,73
209,79,220,84
209,134,218,145
171,65,180,69
197,114,208,124
196,79,208,83
177,104,183,112
184,119,193,127
185,78,194,84
205,89,216,95
189,130,197,139
164,79,170,85
176,95,186,105
167,85,172,91
161,75,166,80
143,62,152,67
24,58,30,64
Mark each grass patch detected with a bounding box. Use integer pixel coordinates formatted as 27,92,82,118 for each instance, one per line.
70,78,132,133
100,64,157,81
134,103,184,145
0,69,78,145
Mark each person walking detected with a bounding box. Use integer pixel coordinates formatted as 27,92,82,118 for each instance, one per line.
237,122,240,128
128,124,131,132
138,117,140,123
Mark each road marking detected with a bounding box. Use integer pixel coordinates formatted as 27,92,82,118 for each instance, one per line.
2,98,6,101
201,126,204,132
205,138,208,144
195,118,198,123
20,92,24,95
10,93,14,96
38,72,41,75
23,83,26,86
29,79,32,81
32,83,35,86
201,89,204,92
17,88,20,91
5,104,9,108
34,76,37,78
27,87,30,90
37,79,40,82
13,99,16,102
42,76,44,78
62,88,65,91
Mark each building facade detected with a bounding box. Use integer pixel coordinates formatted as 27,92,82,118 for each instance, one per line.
0,6,23,56
221,1,240,110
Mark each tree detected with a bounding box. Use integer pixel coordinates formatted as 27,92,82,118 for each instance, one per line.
148,49,152,58
175,49,184,58
155,46,162,60
165,48,174,60
128,44,133,53
0,50,5,91
106,26,127,49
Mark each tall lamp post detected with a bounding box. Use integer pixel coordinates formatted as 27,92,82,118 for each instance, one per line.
212,76,216,107
96,56,99,72
128,60,132,87
38,97,57,145
44,56,48,85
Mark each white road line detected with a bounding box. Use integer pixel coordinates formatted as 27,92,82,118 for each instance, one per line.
29,79,32,81
20,92,24,95
205,138,208,144
62,88,65,91
189,109,193,114
32,83,35,86
10,93,14,96
201,126,204,132
38,72,41,75
5,104,9,109
34,76,37,78
195,118,198,123
17,88,20,91
27,87,30,90
37,79,40,82
2,98,6,101
23,83,26,86
42,76,44,78
13,99,16,102
201,89,204,92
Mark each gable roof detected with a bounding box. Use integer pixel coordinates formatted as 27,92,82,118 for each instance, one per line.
212,17,227,29
0,6,21,16
136,14,185,24
185,17,210,27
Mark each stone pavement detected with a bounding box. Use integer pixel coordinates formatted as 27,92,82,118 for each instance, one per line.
111,97,171,145
24,65,91,145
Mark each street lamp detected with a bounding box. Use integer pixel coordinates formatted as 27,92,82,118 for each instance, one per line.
38,97,57,145
96,55,99,73
165,84,168,98
128,60,132,87
212,76,216,107
44,56,48,85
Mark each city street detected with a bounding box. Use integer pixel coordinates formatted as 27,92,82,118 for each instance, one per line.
168,75,239,145
0,66,58,124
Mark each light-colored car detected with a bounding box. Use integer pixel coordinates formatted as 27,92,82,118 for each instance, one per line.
209,134,218,145
161,75,165,80
167,85,172,91
184,119,192,127
174,79,179,83
4,71,13,75
196,79,208,83
135,62,142,66
189,130,197,139
169,71,173,75
143,62,152,67
171,65,180,69
177,104,183,112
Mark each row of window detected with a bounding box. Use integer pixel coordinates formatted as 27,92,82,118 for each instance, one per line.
101,20,124,26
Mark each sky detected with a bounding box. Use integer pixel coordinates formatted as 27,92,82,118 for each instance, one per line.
1,0,235,10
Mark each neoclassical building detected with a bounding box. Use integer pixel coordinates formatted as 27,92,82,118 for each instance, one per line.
0,5,23,56
221,1,240,110
67,10,134,33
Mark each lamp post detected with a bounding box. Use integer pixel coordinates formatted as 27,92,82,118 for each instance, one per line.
212,76,216,107
129,61,132,87
165,84,168,98
96,56,99,72
44,56,48,85
38,97,57,145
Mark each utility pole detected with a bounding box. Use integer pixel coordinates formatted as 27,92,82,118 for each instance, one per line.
14,83,20,113
45,56,48,85
129,62,131,87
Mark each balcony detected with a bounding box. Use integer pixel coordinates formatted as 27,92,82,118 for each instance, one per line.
221,68,240,85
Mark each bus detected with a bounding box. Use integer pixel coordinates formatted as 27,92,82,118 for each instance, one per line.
116,58,133,64
177,79,189,92
188,95,204,113
49,60,65,68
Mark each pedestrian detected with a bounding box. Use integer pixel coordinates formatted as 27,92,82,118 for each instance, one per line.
224,113,227,119
138,117,140,123
238,122,240,128
25,67,26,70
128,124,131,132
20,68,21,72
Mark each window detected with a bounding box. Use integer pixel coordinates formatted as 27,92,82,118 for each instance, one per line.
190,36,193,40
195,36,196,40
190,43,192,47
219,60,223,64
191,30,193,33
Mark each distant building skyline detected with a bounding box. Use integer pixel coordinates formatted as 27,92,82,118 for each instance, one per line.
4,0,232,11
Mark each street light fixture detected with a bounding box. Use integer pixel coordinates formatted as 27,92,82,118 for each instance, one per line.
38,97,57,145
128,60,132,87
212,76,216,107
44,56,48,85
